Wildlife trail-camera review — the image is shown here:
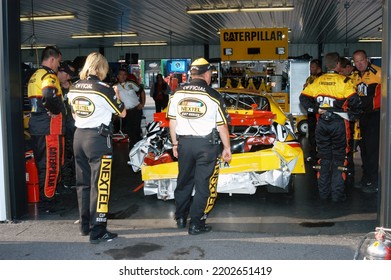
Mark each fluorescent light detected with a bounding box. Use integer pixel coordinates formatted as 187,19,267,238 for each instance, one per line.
71,32,138,39
21,45,47,50
358,38,382,42
240,6,294,12
187,8,240,14
20,14,76,21
187,5,294,14
113,41,167,47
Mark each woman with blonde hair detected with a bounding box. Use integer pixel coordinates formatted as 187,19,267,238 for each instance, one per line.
68,52,126,244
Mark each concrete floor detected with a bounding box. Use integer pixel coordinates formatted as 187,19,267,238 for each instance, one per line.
0,105,380,260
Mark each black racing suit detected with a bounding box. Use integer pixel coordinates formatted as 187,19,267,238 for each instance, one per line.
303,72,323,161
61,86,76,187
350,64,381,186
27,66,66,202
300,71,361,201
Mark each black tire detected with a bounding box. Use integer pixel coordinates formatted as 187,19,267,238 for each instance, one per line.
297,120,308,135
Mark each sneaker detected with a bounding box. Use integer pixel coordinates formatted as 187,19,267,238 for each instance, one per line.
362,182,378,193
188,224,212,235
90,231,118,244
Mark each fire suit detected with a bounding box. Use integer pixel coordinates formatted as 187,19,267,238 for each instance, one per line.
350,64,381,187
27,66,66,202
300,71,361,202
303,72,323,161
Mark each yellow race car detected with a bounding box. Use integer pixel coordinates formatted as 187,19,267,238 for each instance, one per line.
129,88,305,200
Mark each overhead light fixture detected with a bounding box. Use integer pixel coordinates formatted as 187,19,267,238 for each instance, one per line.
71,32,138,39
187,5,294,14
20,14,76,21
240,6,294,12
187,8,240,14
358,38,382,42
113,41,167,47
21,45,47,50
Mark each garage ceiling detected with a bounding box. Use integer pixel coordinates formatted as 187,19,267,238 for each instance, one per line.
20,0,383,49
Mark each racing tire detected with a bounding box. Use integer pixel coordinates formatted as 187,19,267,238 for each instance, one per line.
297,120,308,135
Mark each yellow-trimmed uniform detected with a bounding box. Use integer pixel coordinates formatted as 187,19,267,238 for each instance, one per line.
350,64,381,187
167,77,230,227
27,66,65,200
303,72,323,161
68,75,125,238
300,71,361,202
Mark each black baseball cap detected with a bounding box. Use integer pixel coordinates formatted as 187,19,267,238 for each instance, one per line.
58,62,75,77
190,58,211,75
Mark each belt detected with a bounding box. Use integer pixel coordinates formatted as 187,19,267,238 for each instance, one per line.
126,106,138,110
78,127,99,131
178,132,213,139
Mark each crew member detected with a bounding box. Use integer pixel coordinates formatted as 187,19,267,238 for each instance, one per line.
57,62,76,189
27,45,65,212
351,50,381,193
68,52,126,243
114,69,144,151
300,52,361,203
339,57,356,188
303,59,323,163
167,58,232,235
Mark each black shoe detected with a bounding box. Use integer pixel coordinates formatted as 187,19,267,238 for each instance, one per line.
176,217,187,229
38,201,56,213
188,224,212,235
80,225,91,236
332,196,346,203
90,231,118,244
362,182,378,193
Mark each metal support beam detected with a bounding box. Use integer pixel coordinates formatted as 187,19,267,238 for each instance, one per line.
0,0,25,221
379,0,391,227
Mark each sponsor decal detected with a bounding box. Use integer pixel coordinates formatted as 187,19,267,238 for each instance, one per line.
96,155,112,220
178,98,206,119
72,96,95,117
316,96,336,107
46,147,58,192
75,83,93,89
44,134,61,198
204,160,219,214
223,30,284,42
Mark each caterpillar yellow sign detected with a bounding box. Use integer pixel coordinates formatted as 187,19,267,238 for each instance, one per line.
220,28,289,61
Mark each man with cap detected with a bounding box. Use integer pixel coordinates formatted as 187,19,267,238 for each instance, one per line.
58,62,76,189
167,58,232,235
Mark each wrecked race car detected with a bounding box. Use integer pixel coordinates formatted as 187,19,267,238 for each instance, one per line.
129,88,305,200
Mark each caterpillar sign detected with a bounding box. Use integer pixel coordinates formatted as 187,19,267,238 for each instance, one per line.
220,28,289,61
